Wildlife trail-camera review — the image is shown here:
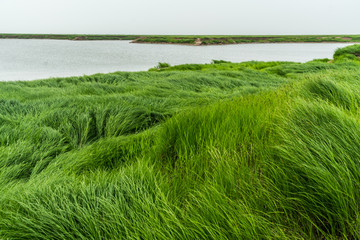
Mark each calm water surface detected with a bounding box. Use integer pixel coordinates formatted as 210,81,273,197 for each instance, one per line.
0,39,353,81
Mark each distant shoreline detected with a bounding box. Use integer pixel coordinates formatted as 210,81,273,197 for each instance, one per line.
130,40,360,46
1,33,360,46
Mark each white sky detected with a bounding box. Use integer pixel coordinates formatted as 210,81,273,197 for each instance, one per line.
0,0,359,35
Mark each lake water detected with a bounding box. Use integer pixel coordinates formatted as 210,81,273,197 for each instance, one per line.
0,39,354,81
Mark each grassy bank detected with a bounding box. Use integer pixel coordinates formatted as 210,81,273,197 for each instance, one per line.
0,45,360,239
1,33,360,45
133,34,360,45
0,33,139,41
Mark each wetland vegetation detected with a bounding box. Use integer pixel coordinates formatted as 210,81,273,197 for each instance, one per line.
1,33,360,45
0,45,360,239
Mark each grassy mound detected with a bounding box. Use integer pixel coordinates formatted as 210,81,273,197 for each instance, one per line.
334,44,360,61
1,46,360,239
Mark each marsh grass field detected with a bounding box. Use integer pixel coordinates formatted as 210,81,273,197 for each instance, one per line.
2,33,360,45
0,45,360,239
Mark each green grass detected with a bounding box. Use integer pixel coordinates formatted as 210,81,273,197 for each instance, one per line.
0,33,139,41
1,46,360,239
334,44,360,61
2,33,360,45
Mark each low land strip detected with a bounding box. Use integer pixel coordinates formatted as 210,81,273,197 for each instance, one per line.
1,33,360,45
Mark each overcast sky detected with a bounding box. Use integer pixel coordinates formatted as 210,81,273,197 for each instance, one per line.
1,0,359,35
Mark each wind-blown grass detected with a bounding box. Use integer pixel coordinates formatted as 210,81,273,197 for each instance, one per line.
334,44,360,59
0,46,360,239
